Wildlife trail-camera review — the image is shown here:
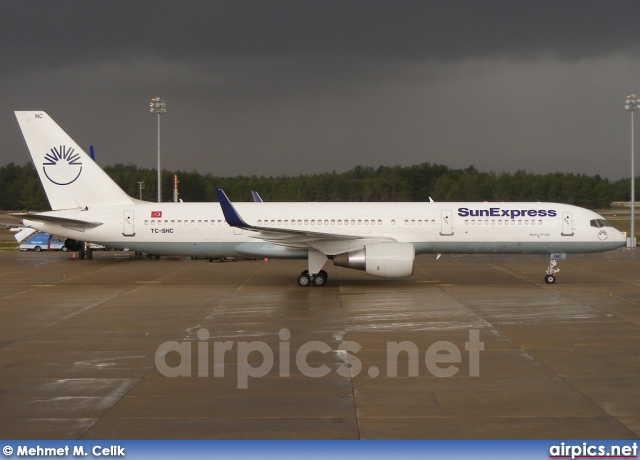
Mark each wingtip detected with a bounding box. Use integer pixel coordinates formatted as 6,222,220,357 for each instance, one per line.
215,188,250,228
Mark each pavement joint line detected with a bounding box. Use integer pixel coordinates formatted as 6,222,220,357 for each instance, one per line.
336,267,362,441
607,291,640,307
60,261,115,278
78,259,267,438
441,281,639,439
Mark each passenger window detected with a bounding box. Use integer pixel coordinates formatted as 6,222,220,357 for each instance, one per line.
144,220,149,225
378,219,382,225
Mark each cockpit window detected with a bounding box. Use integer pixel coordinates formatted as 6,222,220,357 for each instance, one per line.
590,219,613,228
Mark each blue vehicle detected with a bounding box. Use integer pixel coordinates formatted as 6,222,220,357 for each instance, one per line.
19,233,67,252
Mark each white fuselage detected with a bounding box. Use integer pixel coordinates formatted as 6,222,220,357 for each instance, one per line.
24,201,626,259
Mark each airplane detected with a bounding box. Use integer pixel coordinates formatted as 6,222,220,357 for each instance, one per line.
13,111,627,286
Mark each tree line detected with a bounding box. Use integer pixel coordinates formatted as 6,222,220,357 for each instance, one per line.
0,161,635,211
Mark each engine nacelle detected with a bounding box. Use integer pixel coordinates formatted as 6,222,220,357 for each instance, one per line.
333,242,415,278
64,239,83,251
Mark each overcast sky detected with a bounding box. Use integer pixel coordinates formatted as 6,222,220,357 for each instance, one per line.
3,1,640,180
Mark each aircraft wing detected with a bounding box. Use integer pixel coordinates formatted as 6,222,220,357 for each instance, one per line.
11,212,103,230
215,188,394,254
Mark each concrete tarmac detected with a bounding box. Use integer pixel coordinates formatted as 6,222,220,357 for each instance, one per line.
0,249,638,439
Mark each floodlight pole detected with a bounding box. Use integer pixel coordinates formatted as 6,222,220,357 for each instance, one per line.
625,95,638,248
149,97,167,203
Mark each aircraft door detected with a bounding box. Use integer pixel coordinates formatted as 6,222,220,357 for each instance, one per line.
440,210,454,236
123,210,135,237
561,212,574,236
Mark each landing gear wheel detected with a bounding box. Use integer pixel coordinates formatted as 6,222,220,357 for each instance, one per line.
312,272,327,287
297,271,311,287
319,270,328,280
545,258,560,284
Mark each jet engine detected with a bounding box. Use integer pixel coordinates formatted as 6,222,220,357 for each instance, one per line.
333,242,415,278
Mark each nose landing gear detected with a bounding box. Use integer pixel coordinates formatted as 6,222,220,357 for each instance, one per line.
545,259,560,284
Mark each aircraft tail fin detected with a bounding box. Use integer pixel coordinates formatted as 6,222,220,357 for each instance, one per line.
14,111,135,210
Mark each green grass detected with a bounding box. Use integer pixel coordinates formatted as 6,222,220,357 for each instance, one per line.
0,241,18,251
607,219,640,238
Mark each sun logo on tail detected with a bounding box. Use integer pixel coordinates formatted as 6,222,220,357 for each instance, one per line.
43,145,83,185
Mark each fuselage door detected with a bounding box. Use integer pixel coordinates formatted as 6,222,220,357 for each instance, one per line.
123,210,135,237
561,212,574,236
440,210,453,236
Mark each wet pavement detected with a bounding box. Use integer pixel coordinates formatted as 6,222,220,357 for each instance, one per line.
0,249,638,439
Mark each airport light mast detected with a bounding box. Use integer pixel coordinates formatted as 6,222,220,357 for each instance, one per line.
625,94,638,248
149,97,166,203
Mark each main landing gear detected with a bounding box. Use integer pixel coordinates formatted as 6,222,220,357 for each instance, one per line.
544,259,559,284
297,270,328,287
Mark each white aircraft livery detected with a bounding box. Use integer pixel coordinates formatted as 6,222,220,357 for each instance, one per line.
13,111,627,286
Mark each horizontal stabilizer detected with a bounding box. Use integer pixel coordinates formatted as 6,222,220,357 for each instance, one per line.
11,212,103,229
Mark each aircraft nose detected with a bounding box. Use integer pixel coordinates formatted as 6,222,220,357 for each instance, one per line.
618,230,629,245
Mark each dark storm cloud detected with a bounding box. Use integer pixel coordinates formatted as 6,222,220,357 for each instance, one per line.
3,0,640,76
3,1,640,181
